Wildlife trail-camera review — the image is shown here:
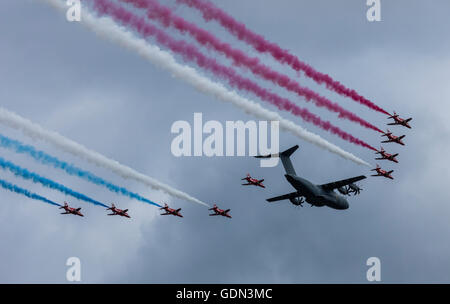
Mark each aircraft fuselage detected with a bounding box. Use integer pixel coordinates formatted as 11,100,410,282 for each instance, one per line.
285,174,349,210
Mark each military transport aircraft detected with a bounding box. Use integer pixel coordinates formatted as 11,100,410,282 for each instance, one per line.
375,147,399,163
59,201,84,217
371,165,394,180
241,173,265,188
387,112,412,129
160,203,183,218
381,129,406,146
209,204,232,218
255,145,366,210
107,203,131,218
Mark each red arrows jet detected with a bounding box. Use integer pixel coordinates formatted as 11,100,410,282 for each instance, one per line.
387,112,412,129
371,164,394,180
209,204,232,218
241,173,265,188
382,130,405,146
160,203,183,217
59,201,84,217
107,203,130,218
375,147,399,163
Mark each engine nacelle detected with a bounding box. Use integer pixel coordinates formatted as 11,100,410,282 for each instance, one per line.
289,197,304,206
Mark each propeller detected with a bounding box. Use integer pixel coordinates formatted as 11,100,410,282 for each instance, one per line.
352,188,362,195
290,197,304,207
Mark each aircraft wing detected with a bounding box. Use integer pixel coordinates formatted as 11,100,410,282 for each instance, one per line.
320,176,366,191
266,191,300,202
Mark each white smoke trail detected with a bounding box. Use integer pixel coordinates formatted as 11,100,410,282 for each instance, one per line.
0,107,209,206
40,0,371,167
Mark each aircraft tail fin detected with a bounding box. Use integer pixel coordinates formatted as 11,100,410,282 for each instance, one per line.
279,145,299,175
255,145,299,175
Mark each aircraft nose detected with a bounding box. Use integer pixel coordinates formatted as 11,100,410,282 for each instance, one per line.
338,197,349,210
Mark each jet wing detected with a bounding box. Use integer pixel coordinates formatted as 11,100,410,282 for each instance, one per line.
320,176,366,191
267,191,300,202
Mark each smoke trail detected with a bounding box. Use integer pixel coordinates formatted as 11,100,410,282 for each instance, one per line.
0,134,161,207
0,157,109,208
91,0,376,150
0,107,208,207
177,0,390,116
119,0,382,134
38,0,370,166
0,178,60,207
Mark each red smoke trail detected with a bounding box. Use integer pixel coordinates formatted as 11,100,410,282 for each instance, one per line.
91,0,376,151
177,0,390,116
118,0,383,134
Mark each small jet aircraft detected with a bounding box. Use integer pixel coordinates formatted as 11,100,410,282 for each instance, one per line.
208,204,232,218
381,130,405,146
256,145,366,210
241,173,265,188
107,203,130,218
387,112,412,129
160,203,183,217
59,201,84,217
371,164,394,180
337,184,362,196
375,147,399,163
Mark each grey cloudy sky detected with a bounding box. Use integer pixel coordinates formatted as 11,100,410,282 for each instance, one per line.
0,0,450,283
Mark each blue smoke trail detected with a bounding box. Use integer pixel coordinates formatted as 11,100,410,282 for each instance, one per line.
0,178,60,207
0,156,109,208
0,134,161,207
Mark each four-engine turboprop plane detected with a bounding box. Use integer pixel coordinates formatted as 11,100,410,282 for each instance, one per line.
241,173,265,188
209,204,232,218
107,203,131,218
387,112,412,129
375,147,399,163
382,130,406,146
59,201,84,217
255,145,366,210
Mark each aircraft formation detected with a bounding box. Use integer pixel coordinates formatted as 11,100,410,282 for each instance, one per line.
2,110,413,219
59,201,233,219
371,112,412,180
0,0,417,222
